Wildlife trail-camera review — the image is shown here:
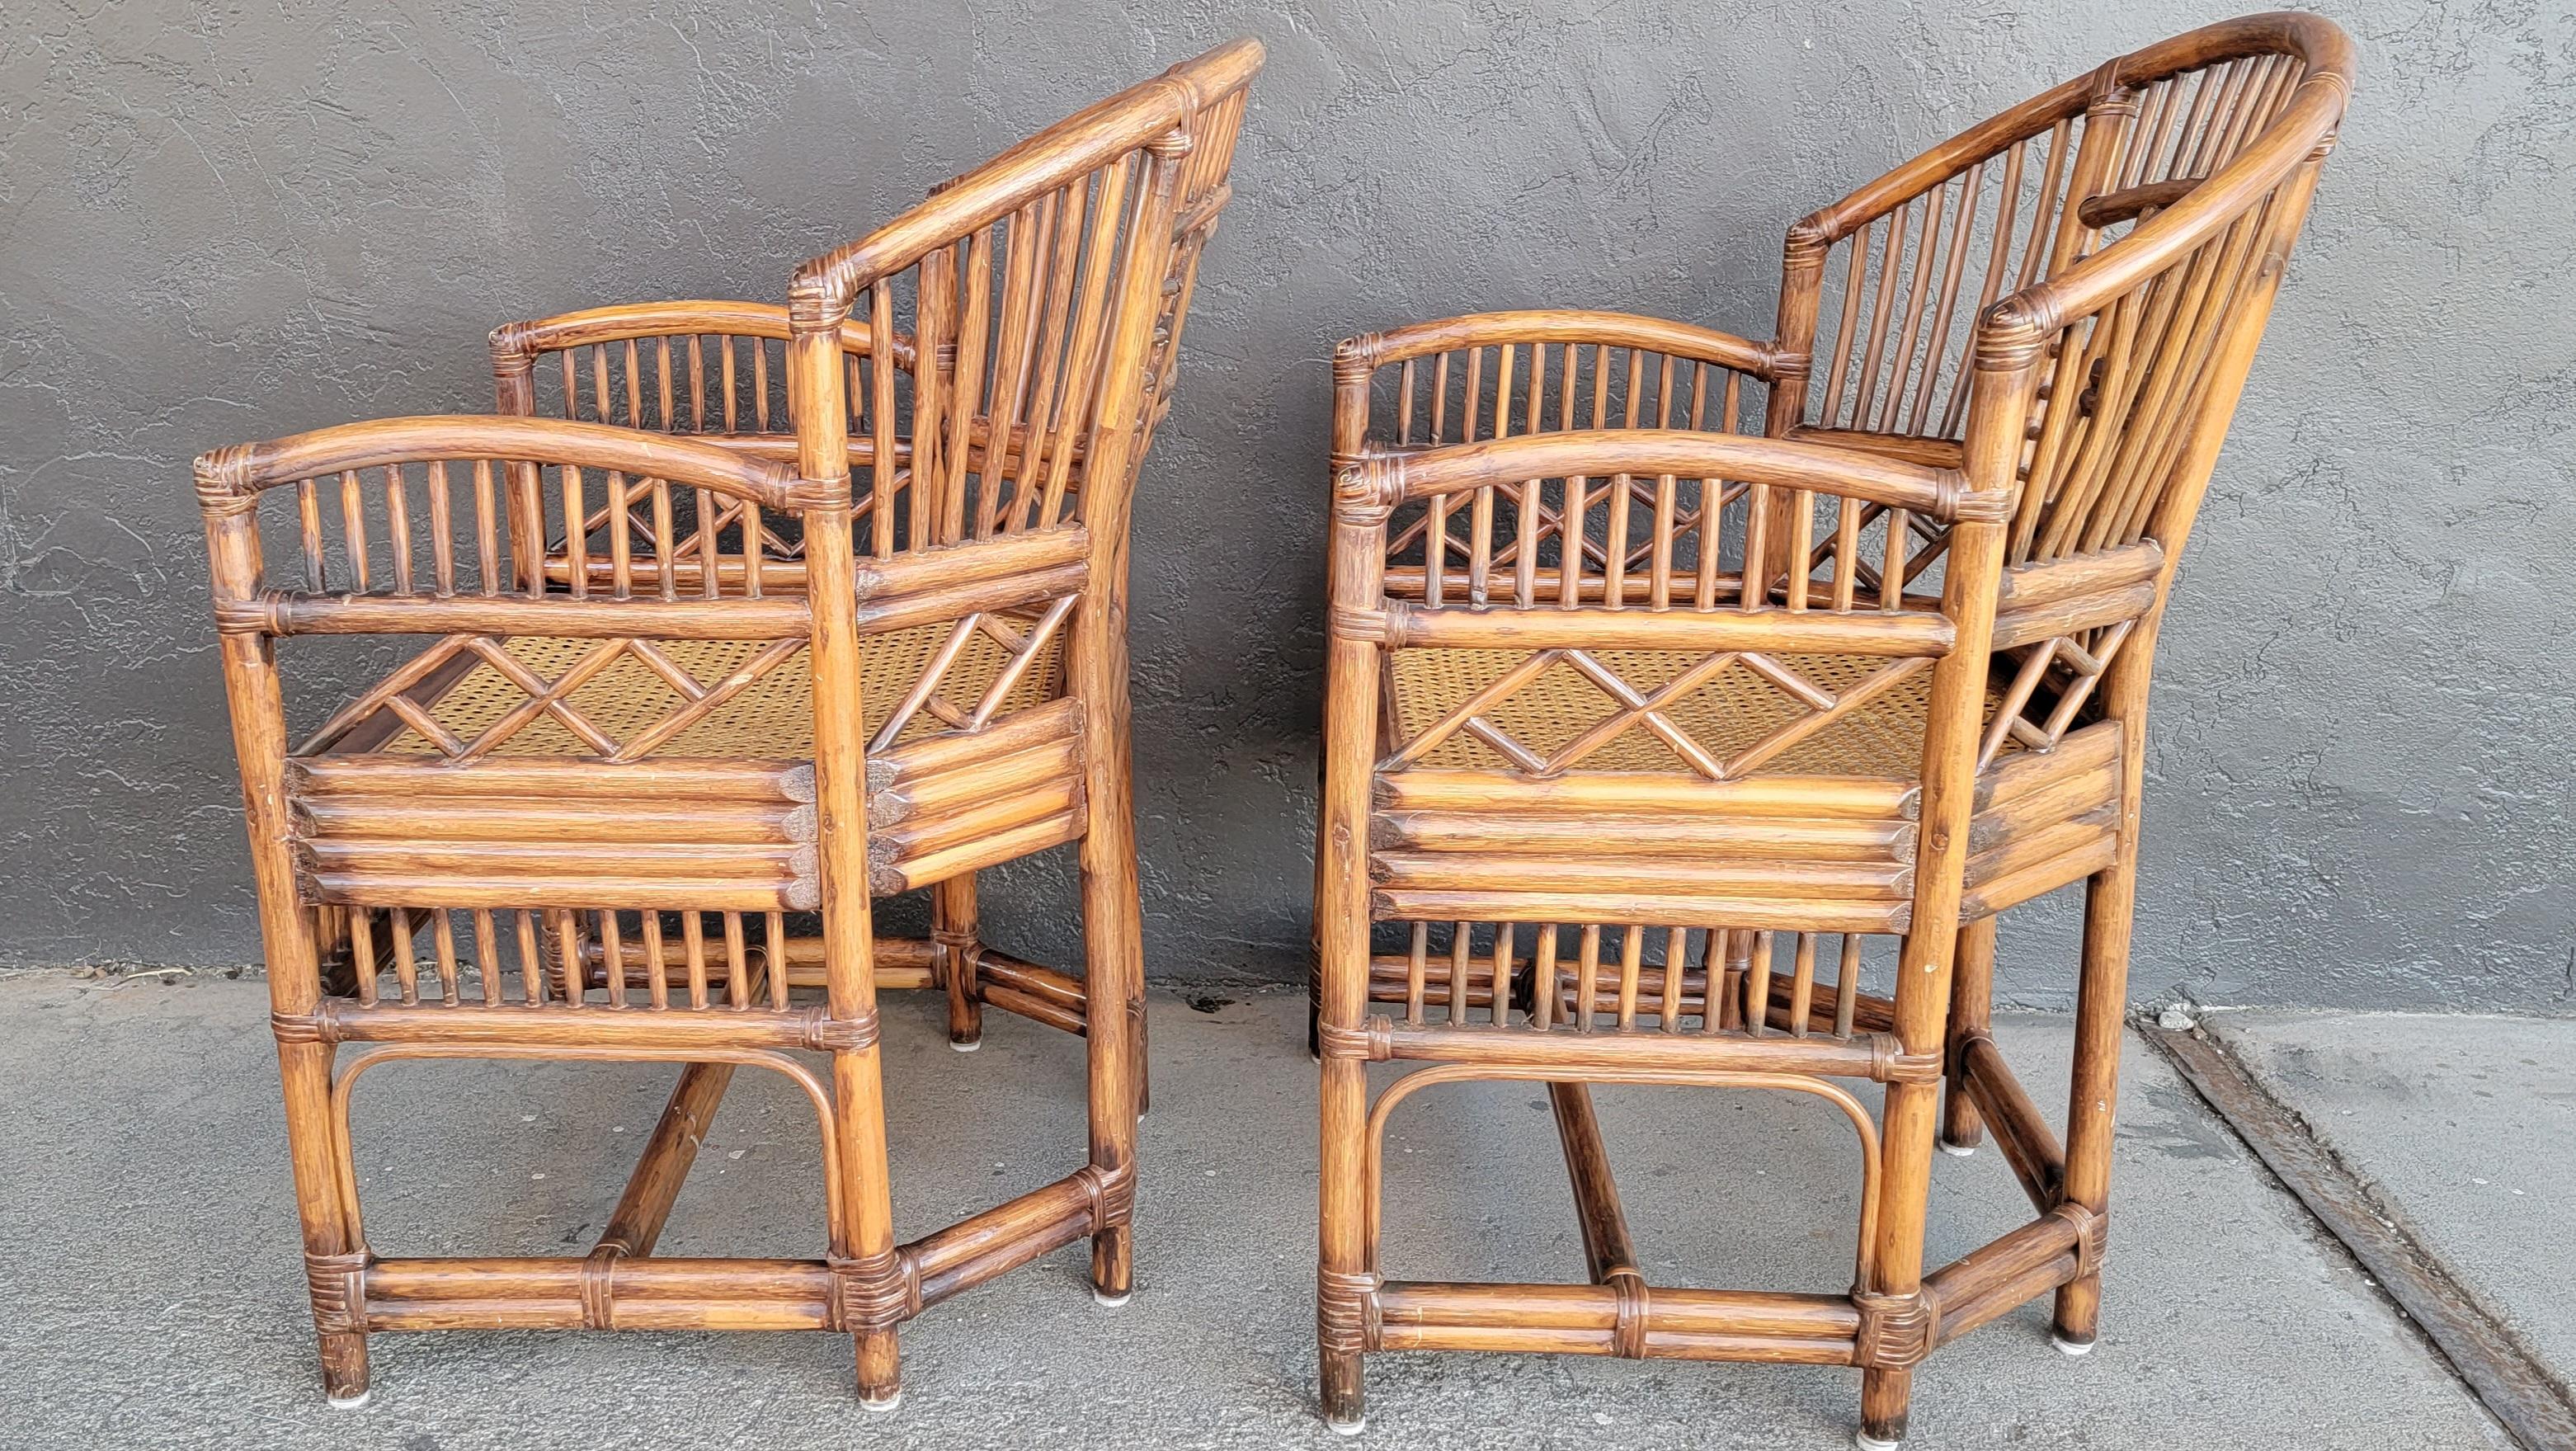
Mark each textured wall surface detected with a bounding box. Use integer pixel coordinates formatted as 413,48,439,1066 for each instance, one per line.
3,2,2569,1007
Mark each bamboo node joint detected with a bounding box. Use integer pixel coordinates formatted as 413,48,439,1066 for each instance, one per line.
271,1009,327,1044
579,1246,619,1329
1609,1270,1650,1359
1334,456,1403,523
1331,605,1392,643
1080,1161,1137,1229
803,1007,878,1053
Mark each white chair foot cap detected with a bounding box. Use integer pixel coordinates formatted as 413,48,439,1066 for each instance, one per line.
1325,1415,1368,1437
2052,1334,2096,1357
326,1392,372,1411
949,1039,982,1053
1853,1433,1901,1451
1938,1141,1977,1158
1093,1288,1132,1308
860,1391,903,1413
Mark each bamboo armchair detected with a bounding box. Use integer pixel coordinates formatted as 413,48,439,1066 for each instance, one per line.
1313,15,2350,1444
198,40,1258,1408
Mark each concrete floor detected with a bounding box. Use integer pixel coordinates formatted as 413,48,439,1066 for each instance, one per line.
0,972,2516,1450
2204,1010,2576,1403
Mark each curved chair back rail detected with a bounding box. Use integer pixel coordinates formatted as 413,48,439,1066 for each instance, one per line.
793,39,1263,312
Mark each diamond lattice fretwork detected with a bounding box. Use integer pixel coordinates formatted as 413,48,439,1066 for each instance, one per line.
1385,648,1937,780
300,610,1071,764
1977,620,2132,768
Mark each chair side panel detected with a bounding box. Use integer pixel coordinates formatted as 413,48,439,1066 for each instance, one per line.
285,756,819,912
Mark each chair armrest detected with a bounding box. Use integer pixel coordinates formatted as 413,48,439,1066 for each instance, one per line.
192,414,820,632
1327,427,1983,652
1331,311,1782,463
195,414,803,518
1340,310,1780,379
1349,427,1980,525
487,299,911,379
1781,426,1966,472
850,526,1092,638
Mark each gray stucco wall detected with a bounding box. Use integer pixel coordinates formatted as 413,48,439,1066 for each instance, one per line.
3,2,2569,1008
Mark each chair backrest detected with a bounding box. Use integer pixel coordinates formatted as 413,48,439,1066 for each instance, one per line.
1780,12,2355,780
786,41,1260,560
1772,12,2355,569
483,40,1260,575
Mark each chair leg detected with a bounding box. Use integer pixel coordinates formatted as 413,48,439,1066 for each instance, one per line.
2052,852,2136,1352
933,875,983,1052
1941,918,1996,1155
1548,1082,1640,1282
831,1044,904,1408
1317,1056,1369,1434
1313,523,1382,1434
1859,1078,1938,1449
1308,751,1329,1062
1862,912,1957,1449
277,1040,370,1406
1312,809,1371,1431
1858,1368,1913,1451
1078,742,1145,1307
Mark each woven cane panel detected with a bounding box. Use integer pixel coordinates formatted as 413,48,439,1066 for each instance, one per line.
1387,648,2013,778
377,620,1062,759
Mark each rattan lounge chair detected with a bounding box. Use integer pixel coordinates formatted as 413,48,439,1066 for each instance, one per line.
197,39,1260,1407
1311,15,2351,1444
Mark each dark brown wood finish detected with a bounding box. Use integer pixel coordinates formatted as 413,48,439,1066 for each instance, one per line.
1313,14,2351,1444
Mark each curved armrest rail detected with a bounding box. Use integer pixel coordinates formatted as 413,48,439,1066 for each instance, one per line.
1338,311,1780,380
489,299,906,372
1340,428,1996,526
194,415,812,517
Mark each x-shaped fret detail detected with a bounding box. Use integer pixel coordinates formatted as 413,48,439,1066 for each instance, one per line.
299,634,811,764
645,495,803,568
1977,619,2134,769
866,596,1080,752
567,488,804,573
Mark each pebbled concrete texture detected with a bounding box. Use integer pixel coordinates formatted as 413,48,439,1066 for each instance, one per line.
0,973,2515,1449
3,2,2572,1007
2204,1009,2576,1400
